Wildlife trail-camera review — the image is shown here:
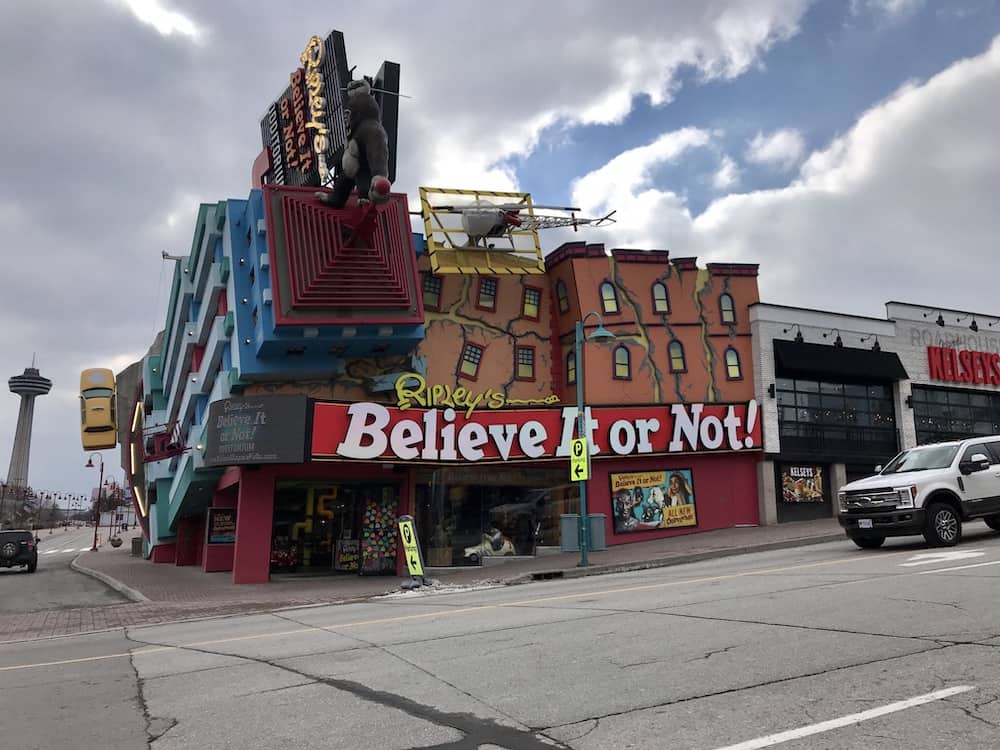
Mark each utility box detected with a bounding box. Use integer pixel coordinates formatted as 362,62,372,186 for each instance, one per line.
559,514,607,552
559,514,580,552
588,514,607,551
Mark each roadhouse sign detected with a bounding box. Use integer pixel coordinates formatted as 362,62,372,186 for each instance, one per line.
311,400,761,464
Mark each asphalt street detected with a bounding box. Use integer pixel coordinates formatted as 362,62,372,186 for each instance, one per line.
4,524,1000,748
0,527,126,611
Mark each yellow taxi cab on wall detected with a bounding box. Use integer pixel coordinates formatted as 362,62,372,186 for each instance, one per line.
80,368,117,450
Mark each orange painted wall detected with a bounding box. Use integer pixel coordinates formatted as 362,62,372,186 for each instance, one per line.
546,244,759,407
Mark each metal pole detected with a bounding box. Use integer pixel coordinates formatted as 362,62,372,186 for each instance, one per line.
575,320,589,567
92,457,103,551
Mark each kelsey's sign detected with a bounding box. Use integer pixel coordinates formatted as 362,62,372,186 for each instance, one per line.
311,400,761,463
927,346,1000,386
204,394,309,467
394,372,559,417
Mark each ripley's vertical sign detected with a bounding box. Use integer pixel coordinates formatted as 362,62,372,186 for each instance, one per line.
204,394,309,467
260,32,350,187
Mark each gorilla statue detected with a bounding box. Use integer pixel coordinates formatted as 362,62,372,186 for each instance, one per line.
316,78,392,209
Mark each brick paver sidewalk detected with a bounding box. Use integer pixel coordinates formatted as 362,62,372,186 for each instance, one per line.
0,519,844,642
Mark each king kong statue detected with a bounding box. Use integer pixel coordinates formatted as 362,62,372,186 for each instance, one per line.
316,78,392,209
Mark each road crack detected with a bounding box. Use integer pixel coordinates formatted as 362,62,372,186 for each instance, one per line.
125,632,568,750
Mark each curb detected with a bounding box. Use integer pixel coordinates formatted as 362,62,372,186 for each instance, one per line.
71,555,151,603
503,532,847,585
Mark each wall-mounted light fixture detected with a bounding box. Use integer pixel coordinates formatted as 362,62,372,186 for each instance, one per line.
782,324,805,343
860,334,881,351
956,313,979,332
767,383,776,399
905,395,914,409
923,310,945,327
823,328,844,347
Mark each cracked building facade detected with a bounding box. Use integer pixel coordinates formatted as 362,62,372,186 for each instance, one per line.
122,186,764,584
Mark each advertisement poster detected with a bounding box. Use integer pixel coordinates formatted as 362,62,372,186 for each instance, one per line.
334,539,360,572
780,465,825,503
207,508,236,544
611,470,697,533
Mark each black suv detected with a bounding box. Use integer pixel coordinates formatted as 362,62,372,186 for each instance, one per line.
0,530,38,573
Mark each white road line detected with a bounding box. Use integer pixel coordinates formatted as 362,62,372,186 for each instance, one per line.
78,547,90,552
43,550,57,555
60,548,75,553
917,559,1000,575
713,686,974,750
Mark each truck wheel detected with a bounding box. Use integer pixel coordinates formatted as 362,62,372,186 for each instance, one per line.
923,503,962,547
852,536,885,549
984,515,1000,532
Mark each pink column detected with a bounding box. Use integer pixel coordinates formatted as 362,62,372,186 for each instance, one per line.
232,469,275,584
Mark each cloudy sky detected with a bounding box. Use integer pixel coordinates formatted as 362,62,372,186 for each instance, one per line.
2,0,1000,497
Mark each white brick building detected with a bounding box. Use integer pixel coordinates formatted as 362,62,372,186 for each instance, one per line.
751,301,1000,524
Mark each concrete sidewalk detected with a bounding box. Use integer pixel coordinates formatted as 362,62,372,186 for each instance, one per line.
0,519,846,642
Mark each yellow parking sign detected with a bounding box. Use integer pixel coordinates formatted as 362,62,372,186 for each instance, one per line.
398,516,424,577
570,438,589,481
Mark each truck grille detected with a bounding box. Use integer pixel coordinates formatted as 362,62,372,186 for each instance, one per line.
843,491,898,510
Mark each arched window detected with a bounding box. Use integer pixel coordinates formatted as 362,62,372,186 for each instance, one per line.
613,346,631,379
668,340,686,373
556,280,570,314
720,293,736,324
725,347,742,380
652,282,669,313
600,281,619,314
566,350,576,385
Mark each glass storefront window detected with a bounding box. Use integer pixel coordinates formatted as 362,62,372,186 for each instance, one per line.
912,385,1000,444
415,467,578,567
775,377,898,457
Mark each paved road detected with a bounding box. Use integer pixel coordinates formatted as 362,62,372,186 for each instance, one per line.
4,525,1000,748
0,527,126,612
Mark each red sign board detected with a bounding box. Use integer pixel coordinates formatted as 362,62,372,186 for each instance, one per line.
311,401,762,464
927,346,1000,386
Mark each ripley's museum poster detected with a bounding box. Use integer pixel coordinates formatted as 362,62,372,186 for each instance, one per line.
780,464,825,503
611,469,697,533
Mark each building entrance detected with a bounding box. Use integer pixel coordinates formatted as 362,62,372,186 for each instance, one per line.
271,480,399,575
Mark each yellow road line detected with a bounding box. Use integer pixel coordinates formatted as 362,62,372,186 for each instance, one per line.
0,549,919,673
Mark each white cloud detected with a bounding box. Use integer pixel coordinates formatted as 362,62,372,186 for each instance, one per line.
712,155,741,189
851,0,925,20
745,128,806,170
575,35,1000,318
113,0,202,40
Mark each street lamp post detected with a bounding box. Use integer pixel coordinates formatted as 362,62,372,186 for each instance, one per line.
574,311,616,568
86,453,104,551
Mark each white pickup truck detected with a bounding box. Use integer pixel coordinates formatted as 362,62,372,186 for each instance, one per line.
838,437,1000,549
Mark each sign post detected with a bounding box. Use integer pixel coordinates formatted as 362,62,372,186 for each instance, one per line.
397,515,426,588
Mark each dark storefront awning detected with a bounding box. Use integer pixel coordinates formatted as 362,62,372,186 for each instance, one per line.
774,340,908,382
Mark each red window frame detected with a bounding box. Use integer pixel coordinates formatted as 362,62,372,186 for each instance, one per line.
521,286,543,321
477,276,499,312
458,343,485,381
515,345,536,381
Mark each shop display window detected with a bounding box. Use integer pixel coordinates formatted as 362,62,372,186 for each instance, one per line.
414,467,578,567
270,481,398,575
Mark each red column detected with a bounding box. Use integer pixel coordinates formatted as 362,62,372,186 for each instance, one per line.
232,469,274,584
175,518,200,566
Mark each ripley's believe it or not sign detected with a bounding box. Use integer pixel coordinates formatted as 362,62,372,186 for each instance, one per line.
312,400,762,463
260,32,349,187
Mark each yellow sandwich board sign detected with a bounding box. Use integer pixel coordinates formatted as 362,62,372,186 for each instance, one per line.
398,515,424,578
